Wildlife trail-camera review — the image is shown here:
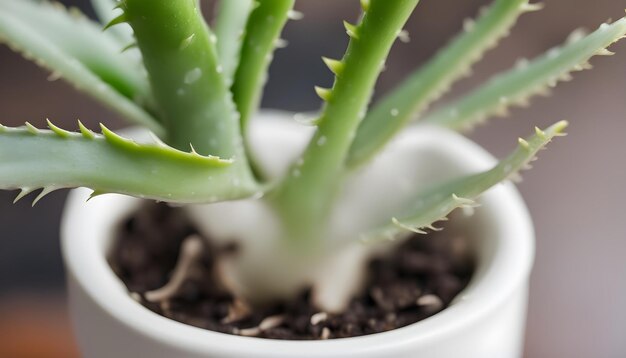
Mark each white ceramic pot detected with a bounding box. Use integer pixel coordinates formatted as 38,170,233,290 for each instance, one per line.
62,112,534,358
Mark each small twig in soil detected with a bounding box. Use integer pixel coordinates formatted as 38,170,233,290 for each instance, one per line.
144,235,204,302
416,294,443,313
234,314,285,337
221,299,252,324
310,312,328,326
320,327,331,340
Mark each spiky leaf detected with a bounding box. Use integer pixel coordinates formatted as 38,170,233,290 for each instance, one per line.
0,0,162,134
424,18,626,130
215,0,255,83
362,120,568,242
0,122,259,204
273,0,421,243
347,0,536,168
0,0,151,102
232,0,295,133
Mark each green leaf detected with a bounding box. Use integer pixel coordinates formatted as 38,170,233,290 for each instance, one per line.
232,0,295,134
215,0,255,84
0,0,151,102
347,0,536,168
0,122,260,205
362,120,568,242
0,0,163,135
424,18,626,131
272,0,421,243
122,0,245,160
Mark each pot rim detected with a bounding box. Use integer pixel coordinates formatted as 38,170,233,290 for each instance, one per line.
61,117,534,356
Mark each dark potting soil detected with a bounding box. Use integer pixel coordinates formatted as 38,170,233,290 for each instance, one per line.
109,203,474,340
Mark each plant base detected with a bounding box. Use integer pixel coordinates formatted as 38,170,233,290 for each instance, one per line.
109,203,474,340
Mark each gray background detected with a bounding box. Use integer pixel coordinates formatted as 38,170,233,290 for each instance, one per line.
0,0,625,356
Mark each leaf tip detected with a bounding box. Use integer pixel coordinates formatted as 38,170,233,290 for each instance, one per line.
47,119,71,138
321,57,344,76
78,120,95,139
103,13,128,31
87,189,107,202
518,137,530,149
343,21,359,39
121,42,138,53
534,126,547,140
32,187,58,207
360,0,370,12
314,86,332,101
13,188,34,204
24,122,39,135
548,120,569,136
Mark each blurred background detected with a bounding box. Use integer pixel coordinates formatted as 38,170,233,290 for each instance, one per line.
1,0,625,356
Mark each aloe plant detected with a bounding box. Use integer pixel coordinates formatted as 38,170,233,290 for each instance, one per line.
1,0,624,311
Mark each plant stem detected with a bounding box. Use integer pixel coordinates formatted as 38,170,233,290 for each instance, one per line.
122,0,243,159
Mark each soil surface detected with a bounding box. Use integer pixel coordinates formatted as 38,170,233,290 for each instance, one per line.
109,203,474,340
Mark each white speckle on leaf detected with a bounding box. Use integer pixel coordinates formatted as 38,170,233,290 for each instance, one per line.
288,10,304,20
184,68,202,84
515,58,529,70
547,48,559,59
390,108,399,117
397,29,410,43
275,38,288,48
317,136,327,146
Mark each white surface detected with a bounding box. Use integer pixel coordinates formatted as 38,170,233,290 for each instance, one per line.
62,113,534,357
